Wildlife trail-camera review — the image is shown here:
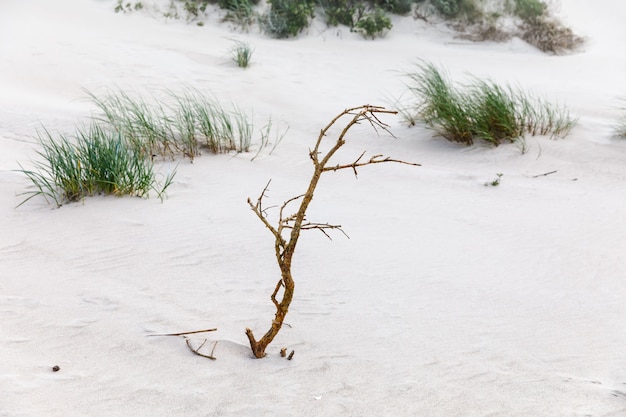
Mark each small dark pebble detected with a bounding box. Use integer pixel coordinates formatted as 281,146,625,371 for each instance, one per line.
52,366,60,372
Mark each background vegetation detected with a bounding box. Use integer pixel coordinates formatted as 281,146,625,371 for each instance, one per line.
115,0,582,50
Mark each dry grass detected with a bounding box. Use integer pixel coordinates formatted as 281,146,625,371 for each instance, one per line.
520,17,584,54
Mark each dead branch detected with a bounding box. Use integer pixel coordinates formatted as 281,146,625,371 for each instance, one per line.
185,338,217,360
323,154,421,175
245,105,419,359
147,328,217,337
271,279,284,309
279,194,305,226
532,170,557,177
284,222,349,240
248,183,284,246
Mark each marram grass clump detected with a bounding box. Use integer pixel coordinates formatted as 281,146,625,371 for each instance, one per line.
17,123,175,207
17,88,284,207
405,61,576,146
230,40,254,68
86,88,254,160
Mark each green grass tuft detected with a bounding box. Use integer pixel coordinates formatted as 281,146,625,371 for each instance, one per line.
230,40,254,69
405,61,576,146
16,123,174,207
17,88,284,206
86,87,256,159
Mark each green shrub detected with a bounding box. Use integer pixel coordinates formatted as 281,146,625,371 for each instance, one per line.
17,123,174,207
354,7,393,39
115,1,144,13
405,61,576,146
431,0,459,17
430,0,481,22
260,0,315,38
221,0,257,28
318,0,356,27
513,0,545,22
376,0,413,16
181,0,210,18
216,0,259,9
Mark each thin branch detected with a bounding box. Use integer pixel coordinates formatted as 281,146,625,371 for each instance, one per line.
254,180,272,212
210,340,218,357
284,222,350,240
185,338,217,360
271,279,284,309
147,328,217,337
312,105,395,159
248,181,285,246
362,109,397,138
279,194,305,225
532,170,557,177
196,338,208,351
323,154,421,175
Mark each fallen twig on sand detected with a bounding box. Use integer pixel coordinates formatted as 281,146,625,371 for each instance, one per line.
532,170,557,177
185,338,218,360
147,328,217,337
148,328,218,360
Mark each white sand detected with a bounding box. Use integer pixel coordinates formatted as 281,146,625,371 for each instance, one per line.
1,1,626,415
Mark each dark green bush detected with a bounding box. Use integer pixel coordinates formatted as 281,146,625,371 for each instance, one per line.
181,0,210,17
354,7,392,38
375,0,413,16
514,0,546,22
430,0,481,22
431,0,460,18
221,0,257,28
318,0,356,26
261,0,315,38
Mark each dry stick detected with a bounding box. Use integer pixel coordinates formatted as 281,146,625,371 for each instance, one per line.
185,338,217,360
532,170,557,178
147,328,217,337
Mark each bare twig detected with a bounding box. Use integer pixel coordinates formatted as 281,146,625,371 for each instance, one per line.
284,222,350,240
185,338,217,360
271,279,284,309
210,340,218,357
147,328,217,337
323,154,421,176
532,170,557,177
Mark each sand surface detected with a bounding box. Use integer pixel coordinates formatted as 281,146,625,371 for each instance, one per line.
1,1,626,415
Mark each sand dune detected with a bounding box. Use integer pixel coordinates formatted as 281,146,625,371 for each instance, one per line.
1,1,625,415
